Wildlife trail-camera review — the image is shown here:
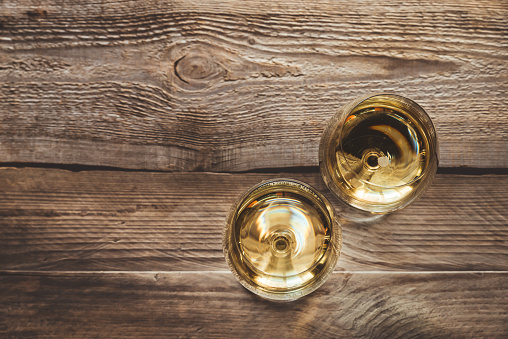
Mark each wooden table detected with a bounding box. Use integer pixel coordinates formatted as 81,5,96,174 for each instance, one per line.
1,0,507,337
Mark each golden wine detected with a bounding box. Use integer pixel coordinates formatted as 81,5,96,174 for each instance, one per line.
320,94,438,213
223,179,341,301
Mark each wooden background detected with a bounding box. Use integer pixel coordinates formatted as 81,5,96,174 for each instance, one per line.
1,0,507,337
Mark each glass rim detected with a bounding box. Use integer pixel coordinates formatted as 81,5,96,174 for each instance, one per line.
222,178,341,301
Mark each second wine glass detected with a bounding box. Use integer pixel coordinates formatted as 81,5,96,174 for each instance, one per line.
319,94,439,214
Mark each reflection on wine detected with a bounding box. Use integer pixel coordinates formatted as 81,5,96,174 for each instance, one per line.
320,94,438,213
338,106,428,203
238,192,329,286
224,179,341,301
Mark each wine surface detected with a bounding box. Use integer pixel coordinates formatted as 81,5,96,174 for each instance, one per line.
334,105,430,206
232,183,337,293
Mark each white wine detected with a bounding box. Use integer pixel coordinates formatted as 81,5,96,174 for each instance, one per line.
238,191,329,286
337,106,428,204
223,179,341,301
320,94,438,213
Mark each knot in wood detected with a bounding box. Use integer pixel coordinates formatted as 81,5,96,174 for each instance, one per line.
174,50,224,88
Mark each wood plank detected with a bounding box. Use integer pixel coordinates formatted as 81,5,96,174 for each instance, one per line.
1,168,507,272
1,0,507,170
0,271,506,338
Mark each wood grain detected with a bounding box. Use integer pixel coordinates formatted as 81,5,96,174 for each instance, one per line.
1,271,506,338
1,167,506,272
1,1,507,337
1,0,507,170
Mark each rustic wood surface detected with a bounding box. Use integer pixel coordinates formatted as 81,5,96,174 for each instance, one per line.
0,168,507,272
1,0,507,170
1,0,508,337
1,272,507,338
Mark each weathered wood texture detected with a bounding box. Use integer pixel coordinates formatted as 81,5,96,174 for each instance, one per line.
1,168,506,272
1,272,507,338
1,0,507,171
1,1,507,337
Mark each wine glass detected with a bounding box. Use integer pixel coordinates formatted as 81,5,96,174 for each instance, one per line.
223,179,341,301
319,93,439,214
